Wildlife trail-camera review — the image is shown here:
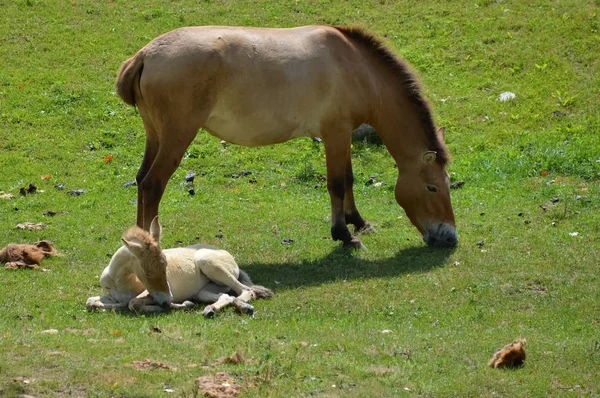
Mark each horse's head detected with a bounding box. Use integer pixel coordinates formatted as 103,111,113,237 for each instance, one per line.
121,217,172,306
394,132,457,248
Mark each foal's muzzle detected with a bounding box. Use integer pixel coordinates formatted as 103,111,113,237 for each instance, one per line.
150,291,172,307
423,223,458,248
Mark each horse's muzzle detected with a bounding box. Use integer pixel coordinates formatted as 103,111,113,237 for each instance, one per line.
423,223,458,248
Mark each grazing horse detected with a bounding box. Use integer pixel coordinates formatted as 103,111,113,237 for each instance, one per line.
86,217,273,316
116,25,457,249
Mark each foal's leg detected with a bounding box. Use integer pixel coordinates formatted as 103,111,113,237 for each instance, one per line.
322,131,365,250
194,250,266,316
86,295,129,312
343,156,376,234
195,283,244,318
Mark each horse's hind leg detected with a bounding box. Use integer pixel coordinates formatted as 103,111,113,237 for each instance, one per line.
322,128,365,250
343,156,376,235
138,126,198,230
136,120,159,228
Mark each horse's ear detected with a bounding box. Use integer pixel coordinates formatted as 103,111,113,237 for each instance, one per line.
149,216,162,244
437,127,446,142
122,238,143,253
422,151,437,164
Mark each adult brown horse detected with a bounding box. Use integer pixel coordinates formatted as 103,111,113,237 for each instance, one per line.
116,25,457,249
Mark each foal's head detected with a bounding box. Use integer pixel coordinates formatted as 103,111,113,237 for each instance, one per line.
121,217,171,306
394,128,457,248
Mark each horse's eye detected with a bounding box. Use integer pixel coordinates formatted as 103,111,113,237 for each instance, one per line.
426,185,439,193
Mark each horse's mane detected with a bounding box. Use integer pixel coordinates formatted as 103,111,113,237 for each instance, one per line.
334,26,449,165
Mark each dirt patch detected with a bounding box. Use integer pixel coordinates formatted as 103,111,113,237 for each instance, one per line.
196,372,241,398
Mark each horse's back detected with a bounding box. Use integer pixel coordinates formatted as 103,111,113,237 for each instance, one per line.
136,26,365,145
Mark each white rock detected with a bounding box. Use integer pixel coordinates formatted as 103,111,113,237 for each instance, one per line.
498,92,516,101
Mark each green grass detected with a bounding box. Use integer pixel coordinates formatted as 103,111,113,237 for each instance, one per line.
1,0,599,396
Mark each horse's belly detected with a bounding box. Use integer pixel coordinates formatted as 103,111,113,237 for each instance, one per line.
204,111,320,146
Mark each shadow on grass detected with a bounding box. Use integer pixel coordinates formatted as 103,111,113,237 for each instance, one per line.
246,245,454,291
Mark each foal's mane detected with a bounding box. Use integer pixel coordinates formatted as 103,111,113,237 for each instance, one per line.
334,26,449,165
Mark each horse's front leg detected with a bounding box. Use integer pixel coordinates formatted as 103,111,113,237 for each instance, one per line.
343,155,376,235
323,134,365,250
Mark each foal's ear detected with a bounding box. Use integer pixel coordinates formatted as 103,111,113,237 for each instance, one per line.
122,238,143,253
437,127,446,142
149,216,162,244
422,151,437,164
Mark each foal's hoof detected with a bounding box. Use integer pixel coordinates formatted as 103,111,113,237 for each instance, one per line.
250,285,274,299
343,237,367,251
234,300,255,316
202,306,216,318
181,300,196,309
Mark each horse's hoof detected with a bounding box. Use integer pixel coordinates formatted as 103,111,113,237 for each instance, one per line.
202,306,216,318
343,237,367,251
356,222,377,235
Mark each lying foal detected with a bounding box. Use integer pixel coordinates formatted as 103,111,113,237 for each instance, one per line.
86,217,273,316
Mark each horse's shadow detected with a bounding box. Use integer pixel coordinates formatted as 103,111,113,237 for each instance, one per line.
245,245,454,291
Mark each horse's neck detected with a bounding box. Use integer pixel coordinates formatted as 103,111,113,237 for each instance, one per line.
363,70,432,164
371,106,429,164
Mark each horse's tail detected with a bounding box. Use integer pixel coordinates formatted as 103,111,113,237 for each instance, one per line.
238,270,274,299
115,52,144,107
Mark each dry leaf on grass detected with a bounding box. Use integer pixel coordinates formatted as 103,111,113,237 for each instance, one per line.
489,338,527,368
196,372,240,398
1,240,58,270
0,192,15,200
215,351,246,365
15,222,46,231
131,359,171,371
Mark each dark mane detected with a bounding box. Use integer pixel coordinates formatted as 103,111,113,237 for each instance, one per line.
333,26,449,165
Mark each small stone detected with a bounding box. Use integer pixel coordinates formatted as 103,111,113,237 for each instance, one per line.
185,171,195,183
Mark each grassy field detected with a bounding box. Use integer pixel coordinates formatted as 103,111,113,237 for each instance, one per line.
1,0,599,396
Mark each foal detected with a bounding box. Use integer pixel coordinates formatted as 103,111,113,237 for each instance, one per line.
86,217,273,316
